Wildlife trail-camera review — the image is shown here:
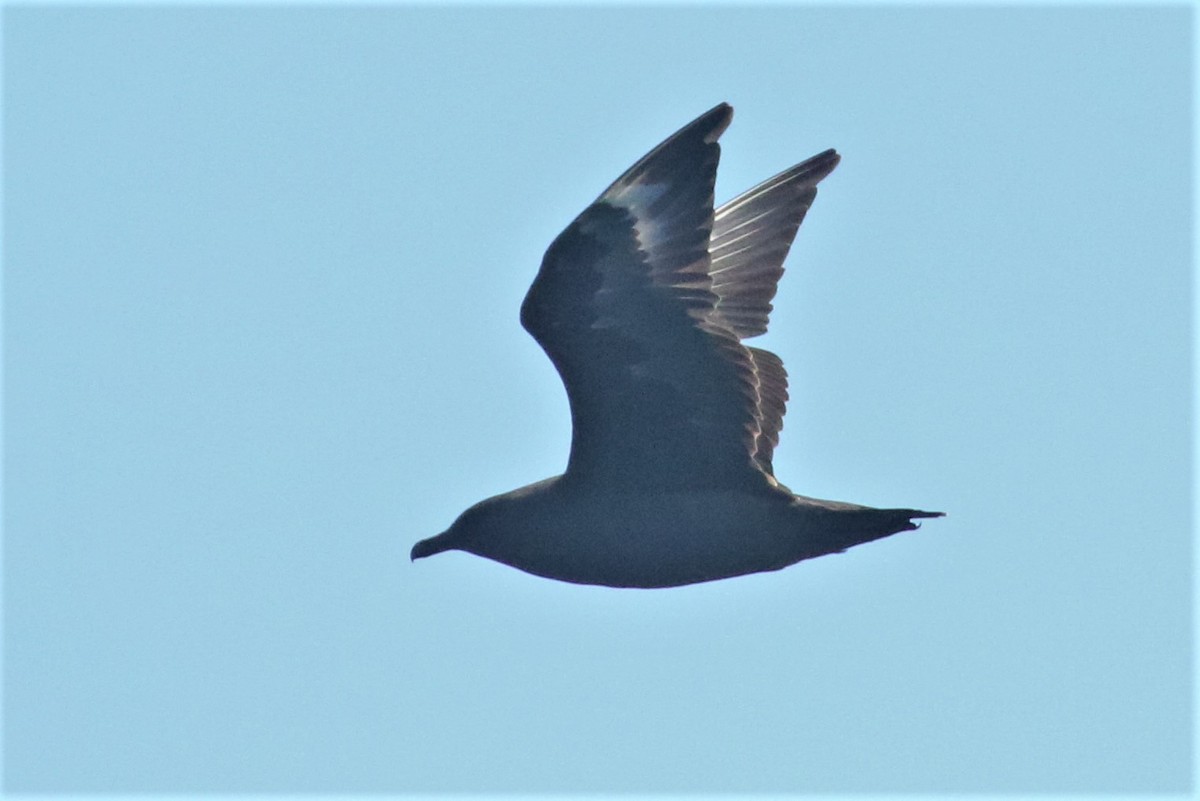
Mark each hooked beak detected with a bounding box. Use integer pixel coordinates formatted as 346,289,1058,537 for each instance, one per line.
411,532,451,561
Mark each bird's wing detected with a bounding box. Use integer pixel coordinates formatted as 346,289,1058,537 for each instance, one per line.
709,151,841,471
520,103,836,489
710,150,841,338
746,346,788,475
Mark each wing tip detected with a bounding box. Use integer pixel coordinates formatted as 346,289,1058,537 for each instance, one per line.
799,148,841,185
703,102,734,141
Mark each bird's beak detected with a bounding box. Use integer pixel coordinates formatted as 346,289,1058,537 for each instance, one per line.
411,533,450,561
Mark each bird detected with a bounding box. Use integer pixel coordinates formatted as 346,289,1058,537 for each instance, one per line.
411,102,942,588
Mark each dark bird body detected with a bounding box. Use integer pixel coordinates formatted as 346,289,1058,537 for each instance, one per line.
411,103,941,588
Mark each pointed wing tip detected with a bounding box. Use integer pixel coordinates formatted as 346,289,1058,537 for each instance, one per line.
698,102,734,142
806,148,842,184
598,103,733,205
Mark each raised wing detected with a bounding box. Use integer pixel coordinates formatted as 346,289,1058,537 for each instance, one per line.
710,150,841,339
520,104,837,489
710,150,840,470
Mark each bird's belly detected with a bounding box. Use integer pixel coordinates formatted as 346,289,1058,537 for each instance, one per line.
486,489,807,588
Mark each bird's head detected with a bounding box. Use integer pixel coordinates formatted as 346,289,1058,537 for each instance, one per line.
411,493,511,561
411,477,561,563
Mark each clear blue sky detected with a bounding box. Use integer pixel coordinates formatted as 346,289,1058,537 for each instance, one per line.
3,4,1192,794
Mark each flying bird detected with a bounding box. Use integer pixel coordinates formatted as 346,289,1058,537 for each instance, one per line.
412,103,941,588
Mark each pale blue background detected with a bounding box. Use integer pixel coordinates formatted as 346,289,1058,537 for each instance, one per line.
2,4,1192,794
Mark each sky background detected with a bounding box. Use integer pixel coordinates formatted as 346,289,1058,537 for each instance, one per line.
2,4,1193,795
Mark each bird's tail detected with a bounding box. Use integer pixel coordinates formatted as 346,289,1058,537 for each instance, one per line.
805,503,944,557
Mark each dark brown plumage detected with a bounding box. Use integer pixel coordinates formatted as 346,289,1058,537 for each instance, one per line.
411,103,942,588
